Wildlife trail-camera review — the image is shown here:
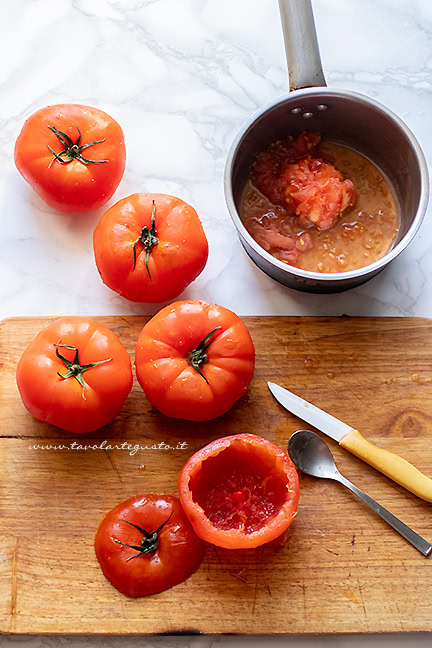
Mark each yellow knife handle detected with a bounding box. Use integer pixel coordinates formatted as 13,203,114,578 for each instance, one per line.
339,429,432,503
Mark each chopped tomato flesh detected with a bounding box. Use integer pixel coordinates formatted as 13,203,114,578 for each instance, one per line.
252,132,321,206
251,132,355,230
247,218,296,253
282,158,355,230
245,214,315,266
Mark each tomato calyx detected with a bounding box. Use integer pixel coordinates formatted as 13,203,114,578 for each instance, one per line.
187,327,221,384
132,200,158,279
55,343,112,400
47,123,108,167
114,512,173,561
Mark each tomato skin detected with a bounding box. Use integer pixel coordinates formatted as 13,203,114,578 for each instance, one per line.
16,317,132,433
93,193,208,303
135,300,255,421
95,494,205,597
178,434,300,549
14,104,126,212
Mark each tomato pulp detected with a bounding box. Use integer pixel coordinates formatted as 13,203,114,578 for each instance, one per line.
251,132,355,230
178,434,299,549
243,135,398,273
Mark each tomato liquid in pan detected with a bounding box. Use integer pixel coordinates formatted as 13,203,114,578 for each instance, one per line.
240,139,400,273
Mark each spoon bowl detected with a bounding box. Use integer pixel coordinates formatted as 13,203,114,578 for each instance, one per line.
288,429,338,479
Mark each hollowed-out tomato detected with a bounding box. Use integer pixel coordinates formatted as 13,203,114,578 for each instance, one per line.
178,434,299,549
95,494,205,597
135,300,255,421
93,193,208,303
14,104,126,212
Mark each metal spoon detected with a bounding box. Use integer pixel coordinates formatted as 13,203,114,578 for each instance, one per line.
288,430,432,557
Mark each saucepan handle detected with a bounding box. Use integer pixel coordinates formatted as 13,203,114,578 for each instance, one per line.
278,0,326,90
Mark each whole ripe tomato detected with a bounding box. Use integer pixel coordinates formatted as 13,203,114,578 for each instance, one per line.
14,104,126,212
95,494,205,597
16,317,132,433
135,300,255,420
178,434,299,549
93,193,208,303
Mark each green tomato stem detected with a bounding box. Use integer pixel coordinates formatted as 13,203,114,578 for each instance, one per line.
55,344,112,400
114,512,173,561
132,200,158,279
47,123,108,167
187,327,222,384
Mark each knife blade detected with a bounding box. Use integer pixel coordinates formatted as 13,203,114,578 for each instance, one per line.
268,381,355,442
268,381,432,503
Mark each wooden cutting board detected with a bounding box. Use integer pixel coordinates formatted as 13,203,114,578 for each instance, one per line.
1,316,432,635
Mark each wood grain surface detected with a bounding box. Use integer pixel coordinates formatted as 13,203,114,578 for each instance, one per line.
1,315,432,635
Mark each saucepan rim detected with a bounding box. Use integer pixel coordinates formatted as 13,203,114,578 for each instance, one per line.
224,87,429,283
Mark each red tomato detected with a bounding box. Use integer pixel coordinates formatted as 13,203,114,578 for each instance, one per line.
16,317,132,433
95,494,205,597
135,300,255,421
178,434,300,549
93,193,208,303
14,104,126,212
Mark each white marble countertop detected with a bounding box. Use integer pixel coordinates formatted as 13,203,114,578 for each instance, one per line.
1,0,431,646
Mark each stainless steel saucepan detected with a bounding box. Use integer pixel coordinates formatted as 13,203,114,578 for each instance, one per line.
224,0,429,293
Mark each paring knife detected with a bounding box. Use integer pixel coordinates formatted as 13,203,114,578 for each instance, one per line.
268,381,432,503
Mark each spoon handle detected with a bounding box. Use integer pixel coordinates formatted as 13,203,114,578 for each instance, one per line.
337,474,432,557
